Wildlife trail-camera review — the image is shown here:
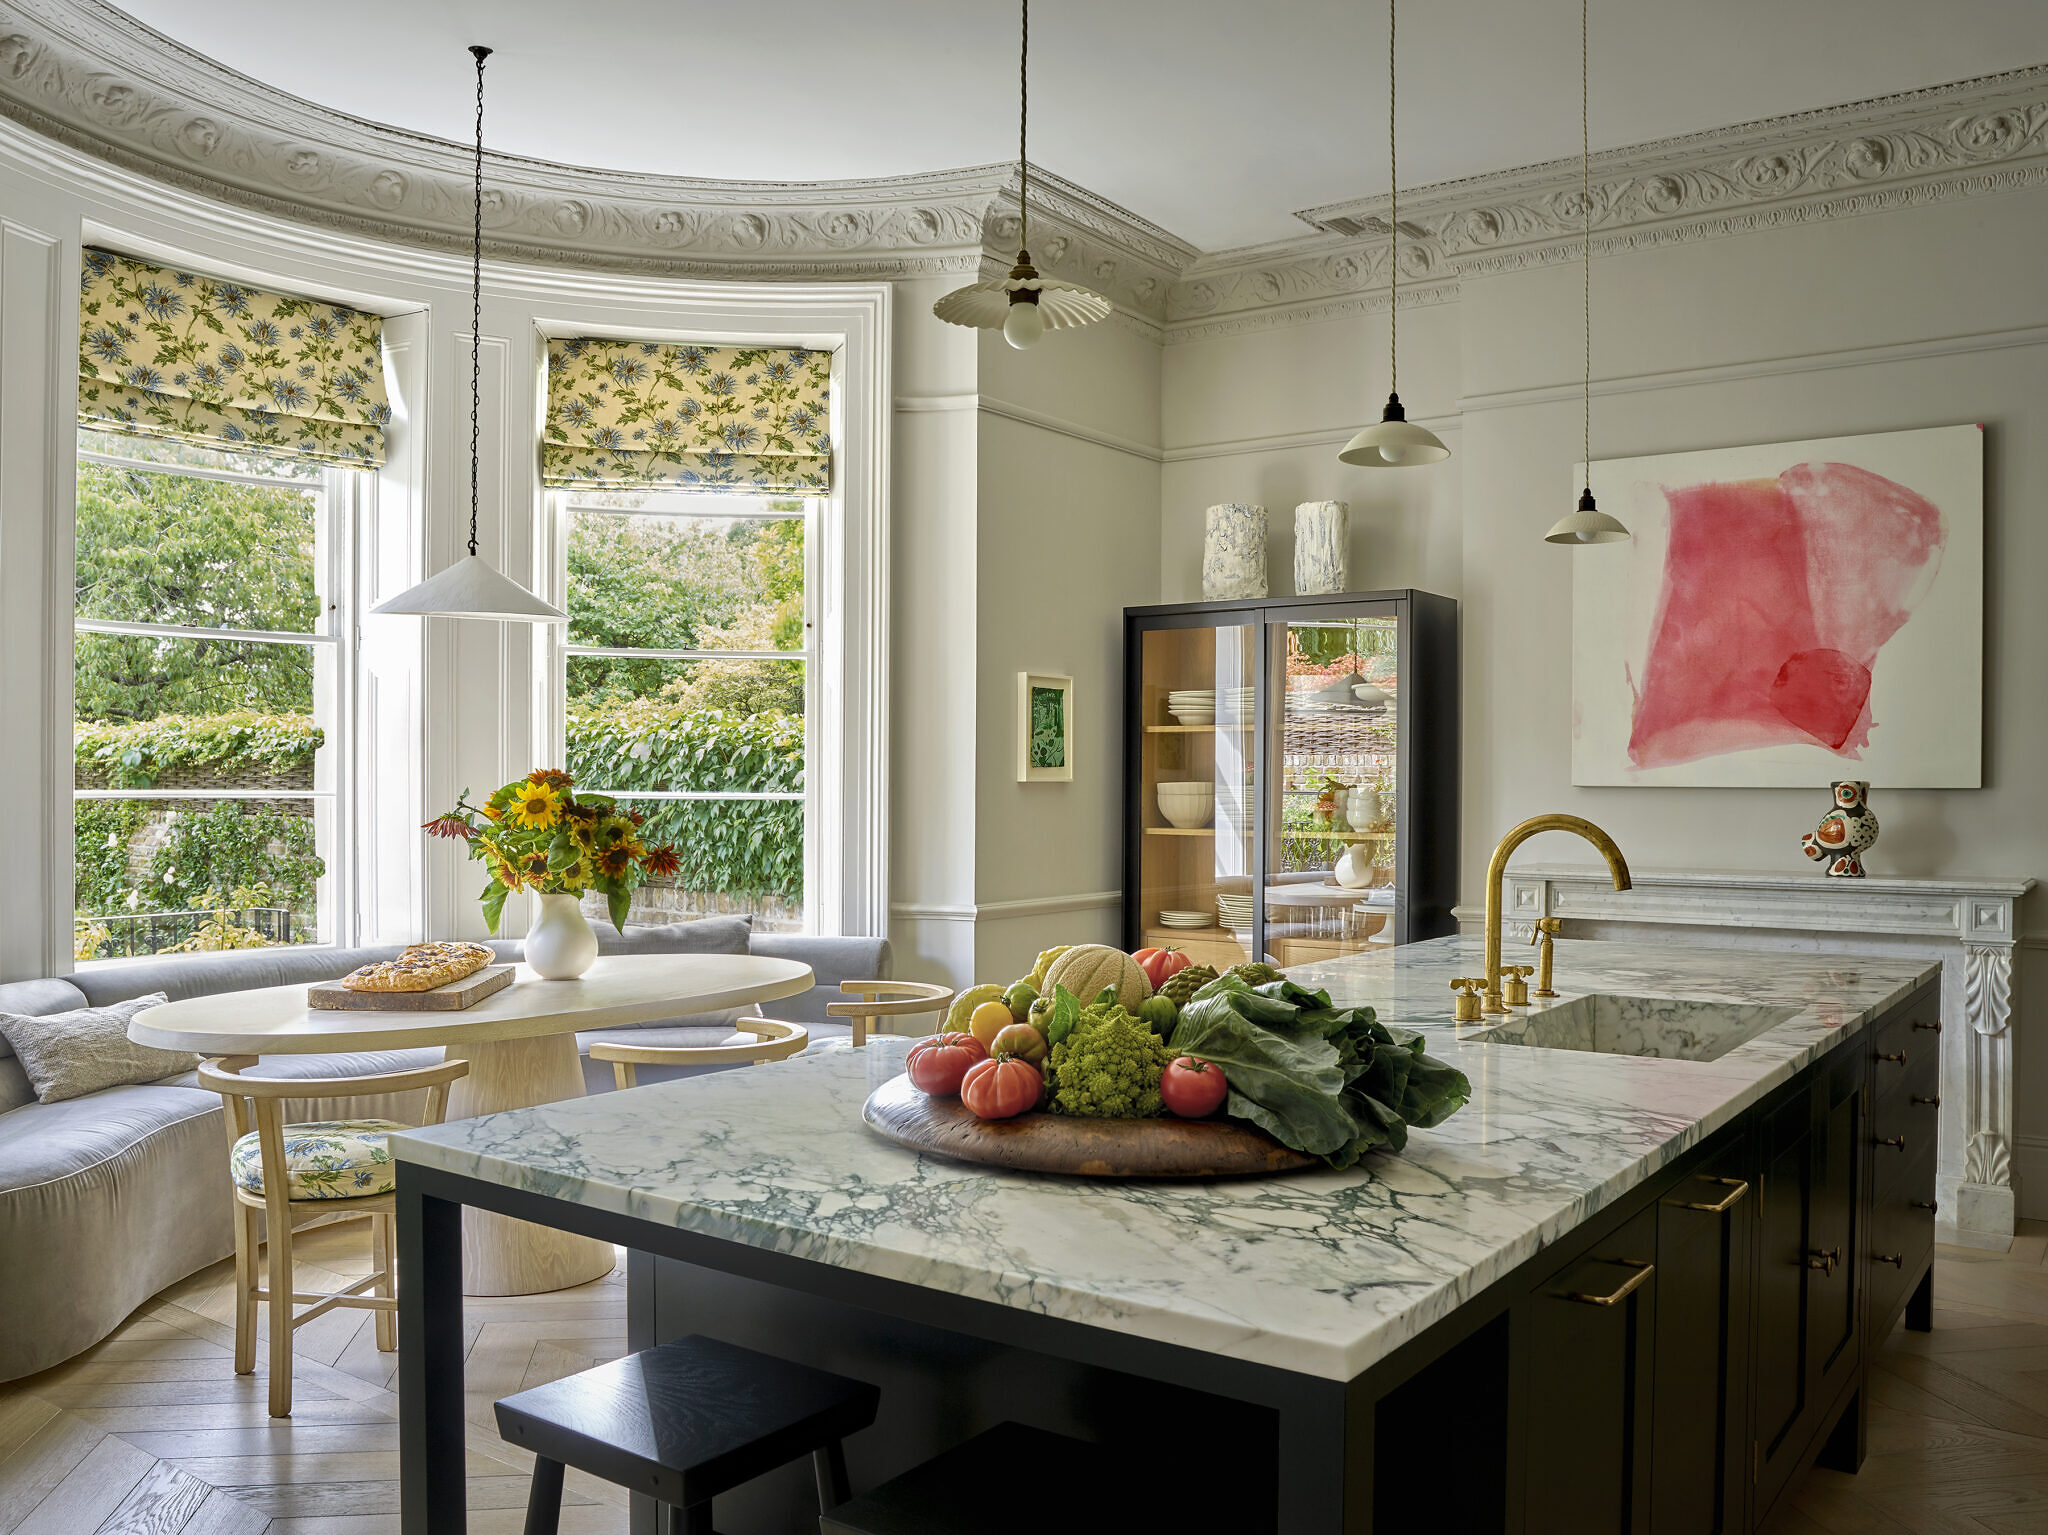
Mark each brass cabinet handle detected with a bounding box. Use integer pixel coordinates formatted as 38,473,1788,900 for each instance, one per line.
1913,1020,1942,1033
1875,1253,1904,1267
1668,1176,1750,1214
1912,1199,1938,1212
1912,1094,1940,1107
1874,1135,1907,1151
1806,1247,1840,1275
1876,1051,1906,1065
1561,1258,1654,1307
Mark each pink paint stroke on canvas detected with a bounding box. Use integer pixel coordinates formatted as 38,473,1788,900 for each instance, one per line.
1626,462,1946,770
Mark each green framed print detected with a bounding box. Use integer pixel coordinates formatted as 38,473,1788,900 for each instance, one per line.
1017,672,1074,782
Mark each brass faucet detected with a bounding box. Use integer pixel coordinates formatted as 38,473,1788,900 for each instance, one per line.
1529,917,1563,997
1482,815,1631,1015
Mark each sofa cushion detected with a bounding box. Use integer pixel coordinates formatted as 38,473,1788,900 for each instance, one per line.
747,934,892,1026
0,993,193,1105
66,945,408,1007
0,979,91,1112
597,915,753,955
230,1118,405,1199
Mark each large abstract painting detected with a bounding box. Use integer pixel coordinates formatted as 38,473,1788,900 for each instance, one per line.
1572,425,1982,787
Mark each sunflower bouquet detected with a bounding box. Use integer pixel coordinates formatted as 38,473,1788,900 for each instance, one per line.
425,769,680,934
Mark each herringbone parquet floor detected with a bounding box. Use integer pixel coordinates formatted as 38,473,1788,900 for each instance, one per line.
2,1220,2045,1533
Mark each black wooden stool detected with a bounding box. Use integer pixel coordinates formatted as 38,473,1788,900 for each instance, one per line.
493,1333,879,1535
820,1422,1148,1534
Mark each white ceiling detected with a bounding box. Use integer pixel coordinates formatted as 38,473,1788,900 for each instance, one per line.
114,0,2048,250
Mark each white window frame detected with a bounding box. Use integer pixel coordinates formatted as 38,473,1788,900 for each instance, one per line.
69,438,361,958
542,490,817,928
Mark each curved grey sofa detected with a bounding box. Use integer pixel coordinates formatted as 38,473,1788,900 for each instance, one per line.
0,919,888,1382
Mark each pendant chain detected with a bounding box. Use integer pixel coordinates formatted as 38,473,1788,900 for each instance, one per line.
469,45,488,559
1388,0,1397,395
1018,0,1029,254
1582,0,1592,494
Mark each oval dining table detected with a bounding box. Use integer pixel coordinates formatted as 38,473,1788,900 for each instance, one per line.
129,951,814,1296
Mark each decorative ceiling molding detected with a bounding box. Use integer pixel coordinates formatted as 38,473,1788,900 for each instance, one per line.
1168,62,2048,340
0,1,2043,346
0,0,1186,321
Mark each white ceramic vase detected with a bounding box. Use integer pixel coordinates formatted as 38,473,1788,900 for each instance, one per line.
1333,842,1374,889
1202,503,1268,599
1293,501,1349,594
526,892,598,979
1344,786,1381,830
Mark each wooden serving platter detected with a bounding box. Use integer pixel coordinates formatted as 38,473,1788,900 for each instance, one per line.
861,1071,1317,1179
306,964,515,1012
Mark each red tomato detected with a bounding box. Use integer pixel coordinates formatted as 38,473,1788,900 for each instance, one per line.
960,1056,1042,1120
1160,1056,1229,1118
906,1032,987,1096
1133,947,1193,989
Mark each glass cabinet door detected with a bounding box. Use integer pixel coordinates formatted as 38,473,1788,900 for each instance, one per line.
1263,606,1402,964
1133,620,1258,973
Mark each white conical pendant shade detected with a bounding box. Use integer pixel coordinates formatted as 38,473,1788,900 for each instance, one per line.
1544,492,1631,545
370,554,565,621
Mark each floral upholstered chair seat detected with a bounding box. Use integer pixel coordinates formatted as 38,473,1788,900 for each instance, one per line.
228,1118,405,1199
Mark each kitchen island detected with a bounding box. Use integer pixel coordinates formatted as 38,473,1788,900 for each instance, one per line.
394,937,1941,1533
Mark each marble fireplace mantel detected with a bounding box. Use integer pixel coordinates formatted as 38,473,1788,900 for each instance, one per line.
1455,866,2035,1250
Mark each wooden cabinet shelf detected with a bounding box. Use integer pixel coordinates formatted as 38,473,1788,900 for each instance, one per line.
1144,826,1217,837
1144,723,1252,734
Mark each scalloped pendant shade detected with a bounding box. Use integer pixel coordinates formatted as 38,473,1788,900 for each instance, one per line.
370,45,565,624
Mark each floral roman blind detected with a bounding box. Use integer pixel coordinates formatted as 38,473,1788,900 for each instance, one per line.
78,248,391,468
542,337,831,494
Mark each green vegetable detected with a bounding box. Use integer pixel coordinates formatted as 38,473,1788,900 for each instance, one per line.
1004,981,1039,1021
1044,1002,1170,1117
1135,995,1179,1035
1168,976,1471,1167
1159,963,1216,1008
1220,962,1284,989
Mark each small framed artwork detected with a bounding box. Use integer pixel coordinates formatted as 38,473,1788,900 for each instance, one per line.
1017,672,1074,782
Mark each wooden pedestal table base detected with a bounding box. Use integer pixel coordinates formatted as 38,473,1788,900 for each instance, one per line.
446,1033,616,1295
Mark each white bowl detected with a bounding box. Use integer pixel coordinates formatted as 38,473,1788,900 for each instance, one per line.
1156,785,1215,828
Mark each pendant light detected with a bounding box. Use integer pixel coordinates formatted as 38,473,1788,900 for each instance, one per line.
1545,0,1630,545
373,46,566,622
933,0,1111,348
1340,0,1449,469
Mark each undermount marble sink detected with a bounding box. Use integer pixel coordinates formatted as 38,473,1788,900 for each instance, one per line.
1469,994,1801,1062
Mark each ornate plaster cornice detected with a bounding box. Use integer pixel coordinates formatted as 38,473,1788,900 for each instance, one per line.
1169,63,2048,339
0,0,1188,322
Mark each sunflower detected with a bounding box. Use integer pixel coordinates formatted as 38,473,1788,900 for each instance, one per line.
528,768,574,790
509,781,562,830
595,842,639,881
520,850,551,883
492,857,520,890
644,845,681,880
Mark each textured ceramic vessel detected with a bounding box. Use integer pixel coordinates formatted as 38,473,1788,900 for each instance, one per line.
1202,503,1268,599
526,892,598,978
1333,842,1374,889
1344,786,1381,831
1801,781,1879,878
1293,500,1349,594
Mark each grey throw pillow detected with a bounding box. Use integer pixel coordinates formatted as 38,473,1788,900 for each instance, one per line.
0,993,192,1104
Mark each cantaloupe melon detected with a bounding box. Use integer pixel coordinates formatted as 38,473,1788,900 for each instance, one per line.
1041,944,1152,1011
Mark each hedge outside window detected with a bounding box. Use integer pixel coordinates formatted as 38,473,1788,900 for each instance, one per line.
543,338,831,493
78,248,391,468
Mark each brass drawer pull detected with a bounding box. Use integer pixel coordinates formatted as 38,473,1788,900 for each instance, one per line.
1561,1259,1655,1307
1876,1051,1906,1065
1912,1199,1938,1212
1874,1135,1907,1151
1806,1247,1840,1276
1669,1176,1750,1214
1875,1253,1904,1268
1913,1020,1942,1033
1912,1094,1940,1107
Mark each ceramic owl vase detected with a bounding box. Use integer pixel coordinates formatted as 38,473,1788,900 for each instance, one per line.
1802,781,1878,878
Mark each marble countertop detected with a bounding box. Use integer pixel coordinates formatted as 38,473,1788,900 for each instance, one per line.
392,937,1938,1382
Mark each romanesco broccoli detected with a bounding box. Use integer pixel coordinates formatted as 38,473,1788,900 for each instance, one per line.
1045,1005,1170,1117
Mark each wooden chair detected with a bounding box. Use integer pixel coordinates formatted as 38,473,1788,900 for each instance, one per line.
826,980,956,1046
588,1016,810,1089
198,1054,471,1416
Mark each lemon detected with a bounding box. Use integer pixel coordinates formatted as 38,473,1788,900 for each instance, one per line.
968,1001,1016,1049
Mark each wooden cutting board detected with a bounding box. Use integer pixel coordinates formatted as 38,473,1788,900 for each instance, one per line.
306,964,515,1012
861,1071,1317,1179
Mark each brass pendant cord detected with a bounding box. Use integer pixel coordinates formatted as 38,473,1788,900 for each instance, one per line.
1388,0,1397,396
468,44,489,560
1581,0,1591,497
1018,0,1029,254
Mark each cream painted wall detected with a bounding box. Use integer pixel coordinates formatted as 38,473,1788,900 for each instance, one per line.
1159,183,2048,1215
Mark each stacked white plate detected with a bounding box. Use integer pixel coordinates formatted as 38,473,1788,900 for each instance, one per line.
1158,909,1213,929
1166,688,1215,724
1216,891,1255,928
1215,685,1258,723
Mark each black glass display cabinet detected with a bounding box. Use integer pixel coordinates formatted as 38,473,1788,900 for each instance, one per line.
1122,590,1458,969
